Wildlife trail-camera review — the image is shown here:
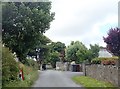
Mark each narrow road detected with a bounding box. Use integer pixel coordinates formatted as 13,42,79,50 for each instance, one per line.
32,70,83,87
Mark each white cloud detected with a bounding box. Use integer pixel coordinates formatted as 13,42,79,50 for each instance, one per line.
45,0,119,48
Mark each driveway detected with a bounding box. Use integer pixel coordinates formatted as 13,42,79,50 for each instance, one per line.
32,70,83,87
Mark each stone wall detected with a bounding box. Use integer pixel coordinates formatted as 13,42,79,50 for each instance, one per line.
56,62,83,72
84,64,119,86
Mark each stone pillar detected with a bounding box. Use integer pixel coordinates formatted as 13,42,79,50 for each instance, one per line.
118,67,120,87
118,57,120,87
82,63,86,76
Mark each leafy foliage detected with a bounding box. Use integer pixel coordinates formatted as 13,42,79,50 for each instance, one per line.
46,42,65,68
66,41,88,63
98,57,118,60
26,59,39,70
87,44,100,62
2,2,54,63
66,41,100,63
28,35,51,61
50,42,66,61
91,58,101,64
89,44,100,58
2,46,19,86
49,51,60,68
91,57,118,65
3,62,39,87
51,42,66,53
103,28,120,56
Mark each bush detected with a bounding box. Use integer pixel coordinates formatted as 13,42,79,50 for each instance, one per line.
91,57,118,65
2,46,39,87
4,62,39,87
25,59,39,70
91,58,101,64
2,46,19,86
101,60,116,65
98,57,118,60
98,57,118,65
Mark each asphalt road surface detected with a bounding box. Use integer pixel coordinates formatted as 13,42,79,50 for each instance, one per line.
32,70,83,87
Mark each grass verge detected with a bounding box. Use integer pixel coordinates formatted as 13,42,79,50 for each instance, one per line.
72,76,119,89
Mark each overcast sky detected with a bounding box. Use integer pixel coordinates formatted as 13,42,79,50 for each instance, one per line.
44,0,119,48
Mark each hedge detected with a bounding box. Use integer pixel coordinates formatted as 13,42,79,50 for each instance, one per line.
2,46,19,86
91,56,119,65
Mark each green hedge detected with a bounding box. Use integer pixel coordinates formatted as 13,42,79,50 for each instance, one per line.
98,57,118,60
2,46,39,87
91,57,119,65
91,58,101,64
2,46,19,86
3,63,39,87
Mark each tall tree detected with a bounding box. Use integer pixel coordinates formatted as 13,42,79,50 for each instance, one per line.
89,44,100,57
50,42,66,61
28,35,51,60
103,28,120,57
49,51,60,68
2,2,54,63
66,41,88,63
47,42,66,68
87,44,100,62
103,28,120,66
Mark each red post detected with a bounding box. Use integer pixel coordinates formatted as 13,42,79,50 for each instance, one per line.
20,68,24,80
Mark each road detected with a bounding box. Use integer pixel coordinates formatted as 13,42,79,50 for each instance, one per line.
32,70,83,87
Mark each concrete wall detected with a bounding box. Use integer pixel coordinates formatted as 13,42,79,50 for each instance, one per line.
84,64,119,86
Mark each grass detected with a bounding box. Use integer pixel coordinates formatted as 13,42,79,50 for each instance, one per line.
3,63,39,88
72,76,118,89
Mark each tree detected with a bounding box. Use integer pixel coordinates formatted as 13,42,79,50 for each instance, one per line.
2,2,55,63
103,28,120,57
89,44,100,58
66,41,88,63
87,44,100,62
49,51,60,68
51,42,66,53
50,42,66,62
27,35,51,69
27,35,51,59
46,42,66,68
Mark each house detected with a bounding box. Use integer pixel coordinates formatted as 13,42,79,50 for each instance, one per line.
98,47,113,58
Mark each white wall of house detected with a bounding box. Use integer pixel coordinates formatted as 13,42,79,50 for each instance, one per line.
98,48,112,58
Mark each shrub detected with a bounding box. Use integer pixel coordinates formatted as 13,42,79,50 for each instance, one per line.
101,60,116,65
91,58,101,64
2,46,19,86
4,62,39,87
98,57,118,60
98,57,118,65
25,59,39,70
